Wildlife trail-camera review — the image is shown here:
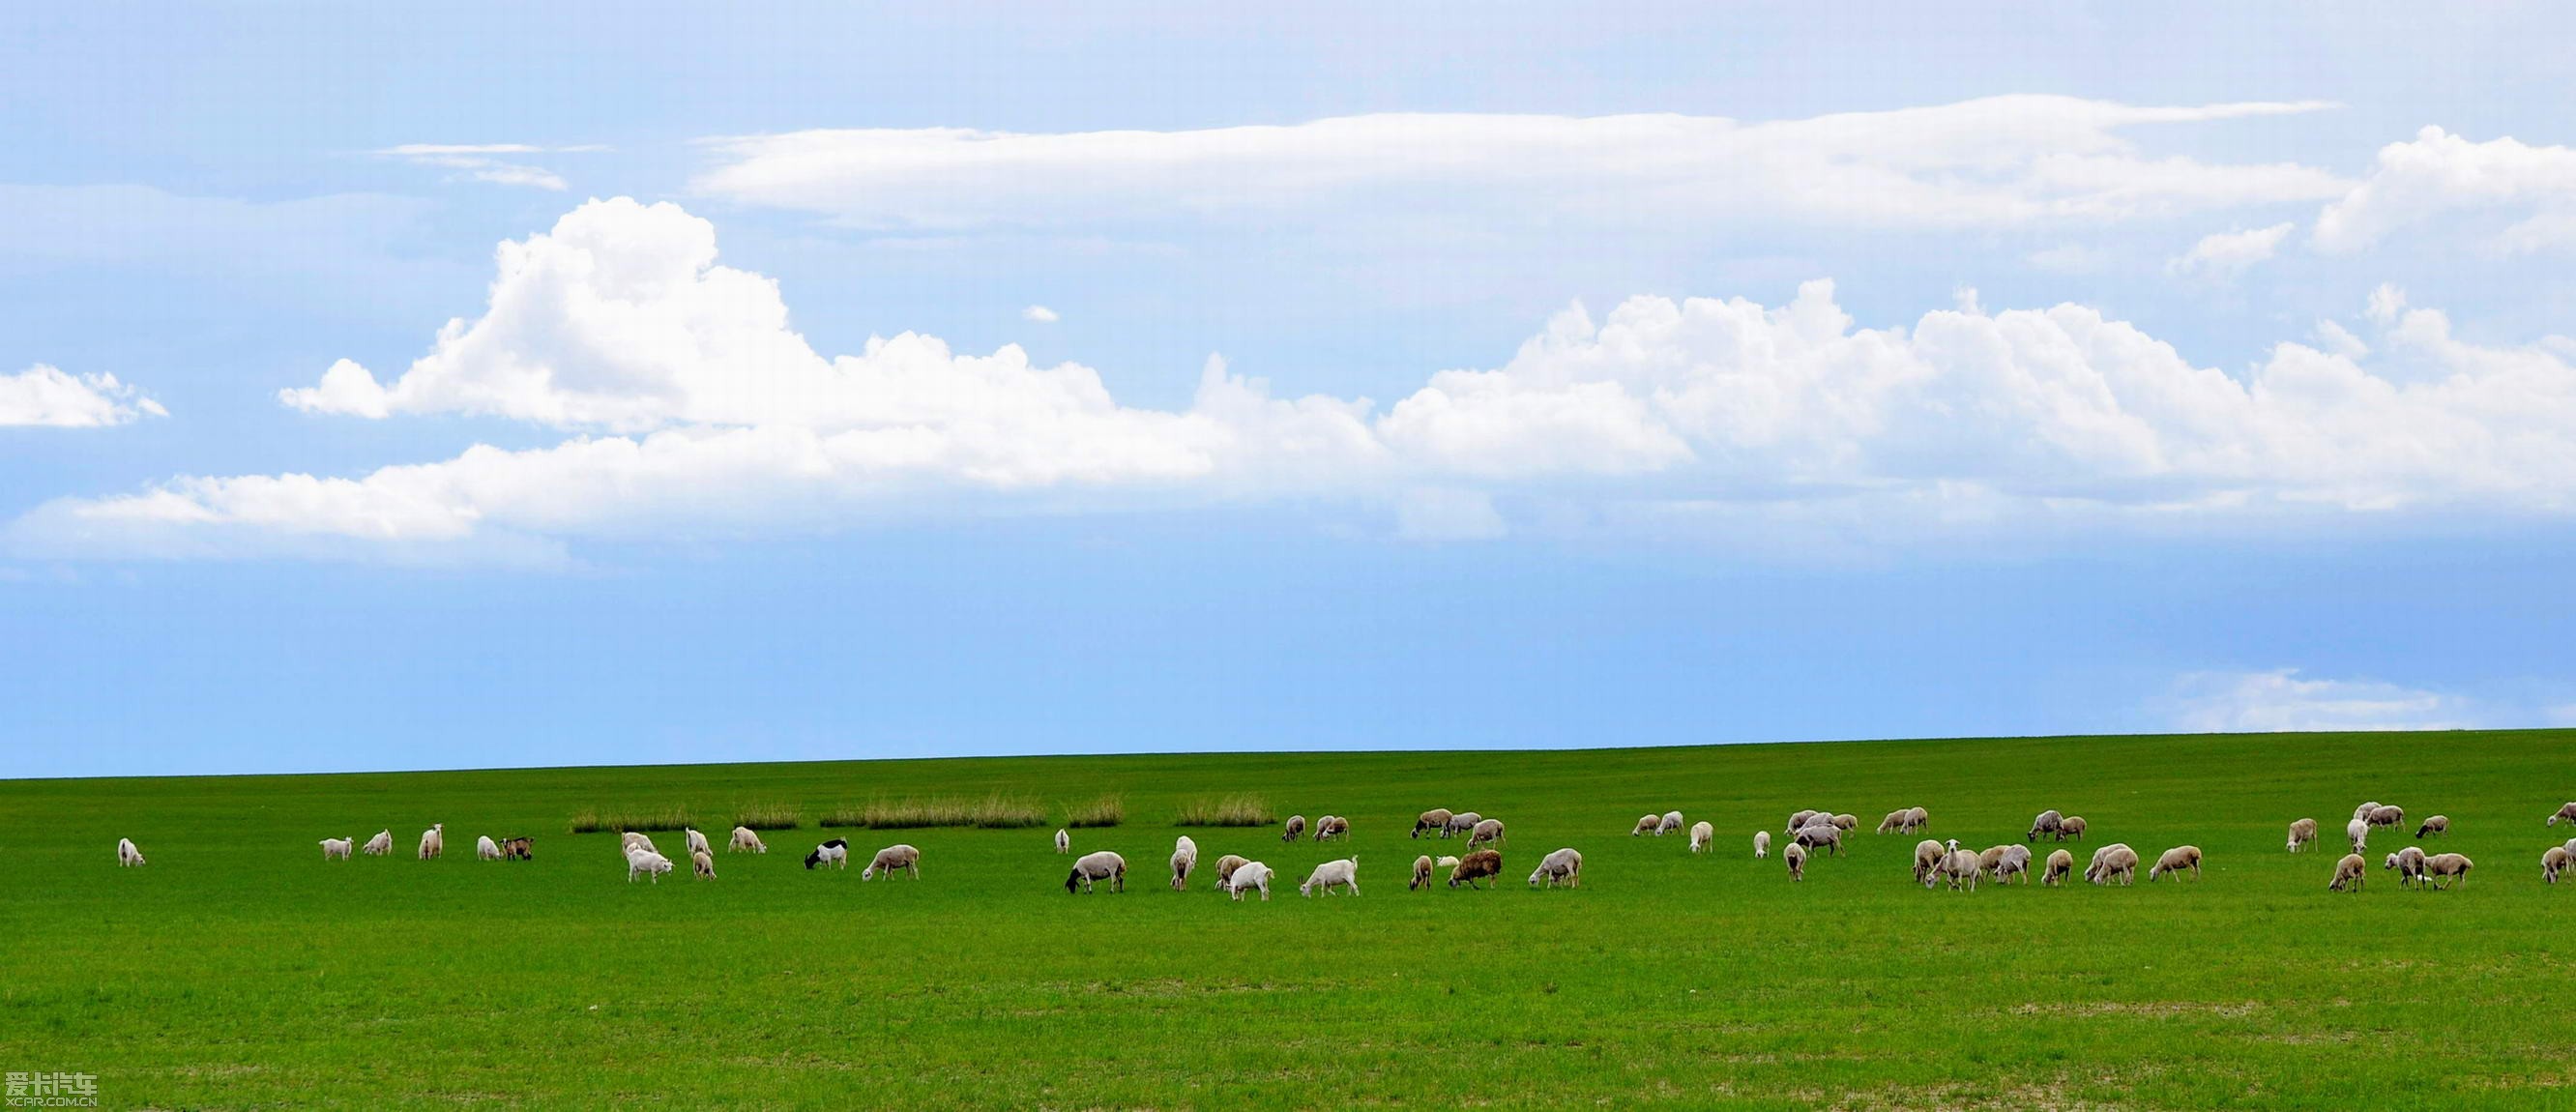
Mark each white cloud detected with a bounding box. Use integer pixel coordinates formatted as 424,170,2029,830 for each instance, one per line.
0,365,166,427
2166,222,2293,282
1022,305,1060,323
378,143,604,190
2169,669,2474,732
37,197,2576,561
2312,127,2576,254
695,97,2346,232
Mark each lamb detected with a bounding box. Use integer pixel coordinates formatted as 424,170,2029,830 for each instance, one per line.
320,837,353,861
502,836,533,861
2552,803,2576,827
731,827,768,854
1632,813,1662,836
2042,848,2074,886
2085,843,2140,886
2148,845,2202,881
1213,854,1250,890
1876,810,1910,834
1783,841,1807,882
2545,845,2570,885
804,838,848,870
2415,815,2449,839
2423,852,2473,889
1170,835,1198,891
692,849,716,879
1659,811,1685,834
1912,839,1945,884
476,835,502,861
2346,818,2370,854
1314,815,1351,841
2287,818,2318,853
1301,856,1360,897
2385,845,2427,889
2027,810,2064,841
1066,850,1127,893
1689,821,1713,853
1436,855,1461,870
1793,822,1842,857
1054,828,1070,855
418,823,445,860
1413,809,1453,838
1468,818,1506,849
117,837,145,866
1444,811,1483,837
684,828,712,858
1753,830,1771,859
1528,847,1583,889
1226,861,1273,901
1281,815,1308,841
625,847,673,883
363,830,393,856
2058,816,2088,841
862,844,922,880
2366,805,2404,829
1411,855,1436,891
1449,849,1504,889
2329,853,2367,892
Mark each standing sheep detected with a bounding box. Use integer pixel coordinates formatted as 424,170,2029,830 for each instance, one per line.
2027,810,2064,841
320,837,353,861
1212,854,1250,891
363,830,393,856
1904,806,1929,833
1911,839,1945,884
625,847,674,883
476,835,502,861
2544,845,2569,885
1467,818,1506,849
2366,805,2405,829
2287,818,2318,853
2058,816,2089,841
1413,809,1452,838
1280,815,1308,841
1794,822,1842,858
2329,853,2368,892
2355,801,2382,821
1785,809,1821,834
683,828,713,859
731,826,768,854
862,844,922,880
2551,803,2576,827
1054,828,1070,854
2085,843,2140,886
2385,845,2428,889
116,837,145,867
804,839,848,870
1689,821,1713,853
1065,850,1126,893
2346,818,2370,854
1410,855,1436,891
1830,813,1859,832
1783,841,1807,882
1528,848,1583,889
1444,811,1482,838
2042,848,2074,886
1929,841,1980,892
1632,813,1662,836
1448,849,1504,889
2148,845,2203,882
1170,835,1198,891
418,823,445,860
1226,861,1274,901
1985,844,2034,885
1752,830,1772,859
1301,857,1360,897
691,849,717,879
1315,815,1351,842
2423,852,2474,889
1659,811,1685,834
2415,815,2449,839
1876,810,1910,834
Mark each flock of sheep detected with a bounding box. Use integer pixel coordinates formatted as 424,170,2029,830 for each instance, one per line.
102,798,2576,896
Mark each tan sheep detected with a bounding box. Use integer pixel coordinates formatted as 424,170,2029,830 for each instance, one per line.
2551,802,2576,827
2148,845,2202,881
2027,809,2064,842
2423,852,2474,889
1467,818,1506,849
2287,817,2318,853
1314,815,1350,842
2042,848,2074,887
2385,845,2427,889
1783,841,1807,882
2366,805,2404,829
1411,854,1436,891
1876,809,1911,834
1632,813,1662,836
2085,843,2139,886
2414,814,2449,838
2058,816,2088,841
1752,830,1771,859
1912,838,1945,884
1689,821,1713,853
2328,853,2367,892
1413,808,1453,838
1212,854,1249,891
1904,805,1929,832
1830,813,1859,832
1280,814,1307,841
1987,844,2033,885
1170,835,1197,891
1785,809,1820,834
691,848,717,880
2544,845,2569,885
862,844,922,880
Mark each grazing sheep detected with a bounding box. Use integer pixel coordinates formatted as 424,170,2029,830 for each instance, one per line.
1876,809,1910,834
1449,849,1504,889
1054,828,1069,854
1912,839,1945,884
1066,850,1127,893
2356,801,2382,821
2565,837,2576,860
1783,841,1807,882
1213,854,1250,891
625,847,673,883
2058,816,2088,841
476,835,502,861
1659,811,1684,834
2346,818,2370,854
2367,805,2404,829
2027,810,2064,842
1689,821,1713,853
1226,861,1273,901
2149,845,2203,881
2287,818,2318,853
1436,855,1460,870
1170,835,1198,891
1315,815,1351,842
2552,803,2576,827
1929,841,1980,892
804,838,849,870
1411,855,1436,891
1993,845,2034,885
2423,852,2474,889
692,849,716,879
2415,815,2449,839
862,844,922,880
2545,845,2570,885
2085,843,2140,886
684,828,712,858
2329,853,2368,892
503,836,533,861
1904,805,1929,833
730,827,767,854
1528,847,1583,889
363,830,393,856
320,837,353,861
1794,822,1843,858
1413,809,1453,838
1830,813,1859,832
1632,813,1662,836
1468,818,1506,849
1301,857,1361,897
1444,811,1482,837
1785,809,1820,834
418,823,445,860
116,837,145,867
2042,848,2074,887
1753,830,1772,859
2385,845,2428,889
1281,815,1308,841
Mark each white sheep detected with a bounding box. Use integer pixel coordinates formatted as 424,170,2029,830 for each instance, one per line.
476,835,502,861
684,828,712,858
2042,848,2074,886
1227,861,1274,901
1066,850,1125,893
2085,843,2139,886
1435,855,1461,870
1658,811,1683,834
1528,847,1583,889
1631,813,1661,836
2423,852,2474,889
623,831,659,857
1752,830,1771,859
1054,828,1070,854
1929,841,1979,892
625,846,674,883
2551,803,2576,827
363,830,393,856
2346,817,2370,854
692,848,717,879
2329,853,2367,892
1912,838,1945,884
1467,818,1506,848
320,837,353,861
1170,835,1198,891
116,837,145,867
1987,844,2034,885
417,823,445,860
730,826,768,854
2027,810,2064,841
1689,821,1713,853
1444,811,1482,838
2356,801,2382,821
2545,845,2569,885
1875,809,1909,834
1793,822,1842,857
1301,857,1360,897
2414,814,2449,838
2385,845,2427,889
2148,845,2202,881
2287,818,2318,853
862,843,921,880
1783,841,1807,882
1904,805,1929,833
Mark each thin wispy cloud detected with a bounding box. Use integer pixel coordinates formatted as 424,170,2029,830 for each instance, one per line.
0,365,166,427
377,143,608,190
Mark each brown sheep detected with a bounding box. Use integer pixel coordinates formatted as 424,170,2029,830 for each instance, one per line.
1632,813,1662,836
1314,815,1351,842
1912,838,1945,884
2058,816,2088,841
2042,848,2074,886
1410,855,1436,891
2286,818,2318,853
1448,849,1504,889
1280,815,1307,841
1830,813,1859,832
2423,852,2474,889
1212,854,1249,891
2414,815,2449,838
1413,809,1452,838
2329,853,2367,892
2148,845,2202,881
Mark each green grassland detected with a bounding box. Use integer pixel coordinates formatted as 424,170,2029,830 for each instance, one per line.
5,730,2576,1110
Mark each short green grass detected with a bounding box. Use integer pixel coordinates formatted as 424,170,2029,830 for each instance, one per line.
5,729,2574,1109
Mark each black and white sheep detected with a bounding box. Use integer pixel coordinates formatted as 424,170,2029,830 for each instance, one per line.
1414,809,1452,838
1066,850,1126,893
804,838,848,870
2415,815,2449,838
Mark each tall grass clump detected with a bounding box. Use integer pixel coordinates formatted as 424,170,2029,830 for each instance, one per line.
731,803,802,831
1064,794,1126,829
568,805,697,834
820,794,1044,829
1174,795,1275,827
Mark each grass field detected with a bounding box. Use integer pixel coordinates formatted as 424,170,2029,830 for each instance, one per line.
6,729,2575,1109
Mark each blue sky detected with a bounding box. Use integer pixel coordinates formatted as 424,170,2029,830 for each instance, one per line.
7,3,2576,776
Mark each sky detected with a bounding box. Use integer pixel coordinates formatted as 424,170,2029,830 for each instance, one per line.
7,3,2576,776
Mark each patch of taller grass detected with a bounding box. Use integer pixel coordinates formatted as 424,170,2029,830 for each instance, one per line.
567,805,698,834
1173,794,1274,827
819,794,1046,829
1063,794,1126,828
